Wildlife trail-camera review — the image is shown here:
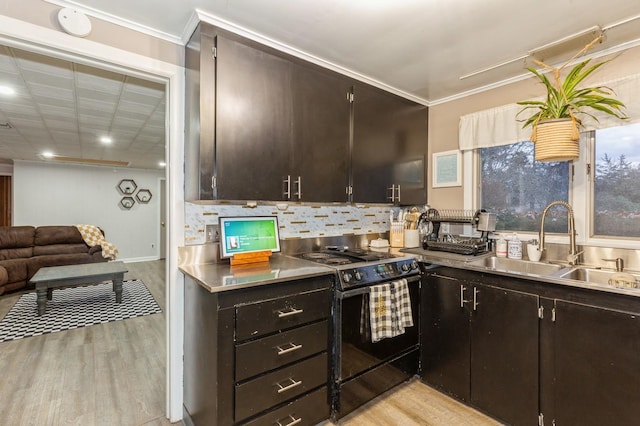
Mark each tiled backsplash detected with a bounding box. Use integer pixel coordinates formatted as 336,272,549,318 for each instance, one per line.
185,202,393,245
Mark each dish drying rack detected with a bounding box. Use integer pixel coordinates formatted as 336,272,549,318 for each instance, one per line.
419,208,493,255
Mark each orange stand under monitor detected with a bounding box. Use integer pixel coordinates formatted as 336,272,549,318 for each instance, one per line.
230,250,273,266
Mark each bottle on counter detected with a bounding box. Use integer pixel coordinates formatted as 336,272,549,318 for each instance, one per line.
507,233,523,259
496,234,507,257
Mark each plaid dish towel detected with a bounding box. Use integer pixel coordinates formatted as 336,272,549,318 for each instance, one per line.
363,279,414,343
368,283,395,343
392,279,414,334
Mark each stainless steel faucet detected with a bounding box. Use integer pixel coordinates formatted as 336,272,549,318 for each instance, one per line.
539,201,579,265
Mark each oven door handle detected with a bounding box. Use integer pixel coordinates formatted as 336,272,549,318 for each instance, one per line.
338,274,421,298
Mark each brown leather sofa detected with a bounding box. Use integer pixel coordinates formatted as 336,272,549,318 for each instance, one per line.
0,225,107,295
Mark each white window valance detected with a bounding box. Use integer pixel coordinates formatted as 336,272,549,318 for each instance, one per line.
459,73,640,151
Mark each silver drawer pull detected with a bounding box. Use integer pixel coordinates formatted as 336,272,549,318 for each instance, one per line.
276,415,302,426
276,378,303,394
277,307,304,318
277,342,303,356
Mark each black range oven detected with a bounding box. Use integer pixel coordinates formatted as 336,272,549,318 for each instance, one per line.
297,248,421,420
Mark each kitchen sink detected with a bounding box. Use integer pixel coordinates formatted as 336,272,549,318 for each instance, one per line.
555,267,640,289
467,256,564,276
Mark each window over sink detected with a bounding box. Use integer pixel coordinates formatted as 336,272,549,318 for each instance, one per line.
479,142,569,233
477,121,640,241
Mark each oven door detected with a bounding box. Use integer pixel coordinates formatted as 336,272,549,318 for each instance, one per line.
335,275,420,383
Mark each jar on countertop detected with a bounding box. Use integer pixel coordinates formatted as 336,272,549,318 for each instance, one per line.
507,233,522,260
496,234,507,258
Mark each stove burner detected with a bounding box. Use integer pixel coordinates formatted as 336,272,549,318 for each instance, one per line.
300,252,353,265
302,253,332,259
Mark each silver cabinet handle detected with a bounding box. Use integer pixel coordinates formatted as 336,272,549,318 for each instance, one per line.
277,307,304,318
276,343,303,355
396,184,401,203
283,175,291,199
294,176,302,200
276,415,302,426
388,184,396,202
276,378,302,394
473,287,479,311
460,285,472,308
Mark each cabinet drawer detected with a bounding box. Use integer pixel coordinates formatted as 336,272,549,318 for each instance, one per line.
236,320,328,381
236,289,330,341
235,353,328,422
241,386,329,426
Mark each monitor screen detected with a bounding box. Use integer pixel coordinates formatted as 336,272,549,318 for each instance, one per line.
219,216,281,258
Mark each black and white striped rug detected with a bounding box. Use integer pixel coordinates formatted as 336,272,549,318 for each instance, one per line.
0,279,162,343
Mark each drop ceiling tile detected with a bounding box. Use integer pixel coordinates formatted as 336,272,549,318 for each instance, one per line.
118,101,156,116
77,98,118,113
43,119,77,131
29,84,74,101
9,117,46,129
21,69,73,90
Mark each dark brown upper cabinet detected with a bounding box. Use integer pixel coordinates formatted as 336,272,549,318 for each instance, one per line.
351,83,428,205
214,34,294,201
290,62,351,202
185,22,427,204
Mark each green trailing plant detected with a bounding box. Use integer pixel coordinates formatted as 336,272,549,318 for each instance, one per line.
517,35,628,141
517,58,628,138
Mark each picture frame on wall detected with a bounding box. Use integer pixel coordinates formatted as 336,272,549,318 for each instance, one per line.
432,150,461,188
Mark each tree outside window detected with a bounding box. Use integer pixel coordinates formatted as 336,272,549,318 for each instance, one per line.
594,122,640,238
480,142,569,233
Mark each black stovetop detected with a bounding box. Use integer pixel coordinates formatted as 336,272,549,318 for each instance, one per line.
297,248,396,266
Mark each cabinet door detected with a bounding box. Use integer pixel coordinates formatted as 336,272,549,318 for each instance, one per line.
553,300,640,426
421,272,471,401
291,63,350,202
215,35,293,200
352,83,428,204
470,285,539,426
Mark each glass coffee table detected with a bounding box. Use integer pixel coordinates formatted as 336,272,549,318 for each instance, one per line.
29,261,129,316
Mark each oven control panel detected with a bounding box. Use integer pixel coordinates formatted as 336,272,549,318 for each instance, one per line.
340,258,419,288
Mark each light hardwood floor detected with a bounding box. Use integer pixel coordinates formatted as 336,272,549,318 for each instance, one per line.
330,379,503,426
0,261,501,426
0,260,172,426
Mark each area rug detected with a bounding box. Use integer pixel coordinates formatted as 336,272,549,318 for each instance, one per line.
0,279,162,343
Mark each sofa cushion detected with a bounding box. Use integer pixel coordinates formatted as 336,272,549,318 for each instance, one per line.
33,243,91,256
0,247,34,261
0,265,8,286
0,226,35,253
0,259,28,284
34,226,85,246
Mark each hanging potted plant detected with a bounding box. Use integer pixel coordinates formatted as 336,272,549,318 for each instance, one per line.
517,46,628,162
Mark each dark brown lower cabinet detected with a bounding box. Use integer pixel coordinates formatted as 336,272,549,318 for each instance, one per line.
422,265,640,426
421,272,471,401
183,274,333,426
421,269,539,426
552,300,640,426
470,285,539,426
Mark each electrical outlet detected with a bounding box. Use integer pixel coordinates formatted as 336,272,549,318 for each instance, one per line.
205,224,220,243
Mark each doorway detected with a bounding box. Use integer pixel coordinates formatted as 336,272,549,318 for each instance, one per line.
0,15,185,422
0,175,10,226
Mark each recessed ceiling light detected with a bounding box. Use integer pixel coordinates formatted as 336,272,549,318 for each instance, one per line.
100,136,113,144
158,161,166,167
0,85,16,96
42,151,55,158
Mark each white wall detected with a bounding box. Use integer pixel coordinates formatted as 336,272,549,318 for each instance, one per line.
13,160,164,261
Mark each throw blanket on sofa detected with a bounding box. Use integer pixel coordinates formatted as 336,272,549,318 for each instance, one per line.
74,225,118,260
